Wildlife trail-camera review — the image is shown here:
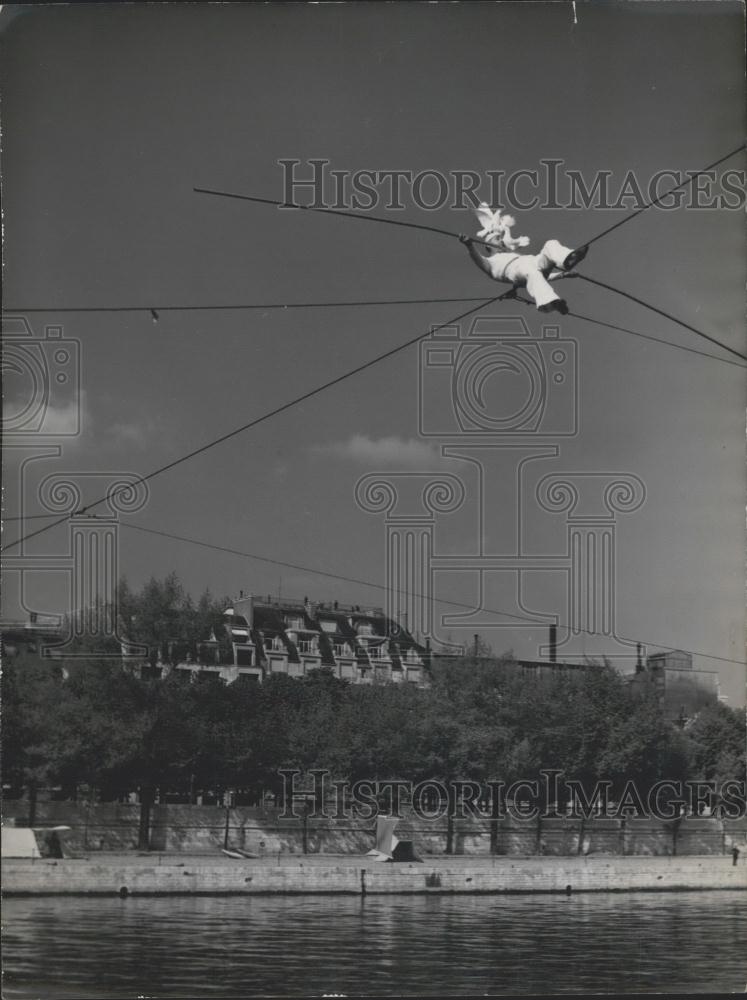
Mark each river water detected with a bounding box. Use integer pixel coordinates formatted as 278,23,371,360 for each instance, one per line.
3,891,746,997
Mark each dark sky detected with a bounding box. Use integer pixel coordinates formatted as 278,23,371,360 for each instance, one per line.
2,2,745,703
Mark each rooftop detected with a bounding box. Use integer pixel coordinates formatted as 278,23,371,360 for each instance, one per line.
231,593,386,617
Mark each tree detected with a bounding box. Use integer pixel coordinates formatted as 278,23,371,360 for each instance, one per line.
53,660,200,846
10,568,737,842
1,653,73,822
684,702,746,786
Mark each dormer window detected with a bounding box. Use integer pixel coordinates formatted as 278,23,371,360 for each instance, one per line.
285,616,303,631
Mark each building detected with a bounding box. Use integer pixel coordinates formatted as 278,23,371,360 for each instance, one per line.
223,593,430,686
627,647,719,722
431,625,592,678
5,605,717,715
515,624,590,677
2,596,431,688
645,648,695,677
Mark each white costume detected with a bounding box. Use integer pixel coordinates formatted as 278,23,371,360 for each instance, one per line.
465,203,586,313
485,239,575,309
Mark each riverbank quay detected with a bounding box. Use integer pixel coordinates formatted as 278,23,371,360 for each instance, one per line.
4,853,746,897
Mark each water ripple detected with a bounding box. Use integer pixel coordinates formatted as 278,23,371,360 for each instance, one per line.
3,892,746,997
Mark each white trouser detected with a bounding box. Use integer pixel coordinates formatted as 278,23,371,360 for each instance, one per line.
486,240,572,308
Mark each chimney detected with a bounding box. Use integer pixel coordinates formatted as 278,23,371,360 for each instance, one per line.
636,642,644,673
549,625,557,663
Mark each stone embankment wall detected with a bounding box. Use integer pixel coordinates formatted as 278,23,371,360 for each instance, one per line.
4,855,746,897
4,801,746,857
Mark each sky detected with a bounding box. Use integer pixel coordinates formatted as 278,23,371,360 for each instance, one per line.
2,2,745,704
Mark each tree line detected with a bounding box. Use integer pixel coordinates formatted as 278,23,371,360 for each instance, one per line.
3,575,744,845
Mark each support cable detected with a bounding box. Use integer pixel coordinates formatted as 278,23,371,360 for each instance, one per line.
119,520,747,669
574,273,747,362
195,140,744,256
2,294,506,553
194,143,746,362
3,295,489,315
579,144,745,249
3,292,743,368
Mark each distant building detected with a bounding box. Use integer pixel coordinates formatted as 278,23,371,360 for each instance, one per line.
2,596,431,688
645,648,694,676
627,647,719,722
6,606,715,717
515,624,590,677
223,593,430,686
433,626,590,677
